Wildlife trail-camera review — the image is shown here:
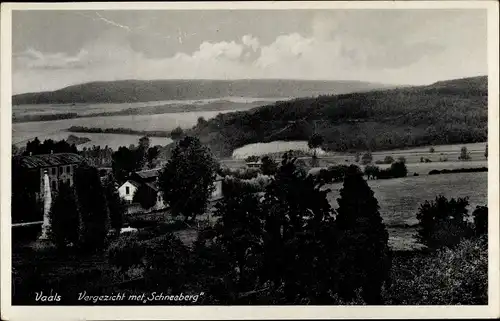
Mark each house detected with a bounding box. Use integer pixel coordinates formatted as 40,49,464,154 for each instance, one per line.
246,161,262,169
13,152,86,200
117,180,141,203
117,169,224,213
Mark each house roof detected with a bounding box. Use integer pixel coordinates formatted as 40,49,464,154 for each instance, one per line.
145,182,159,192
123,180,141,189
16,153,86,169
134,168,161,180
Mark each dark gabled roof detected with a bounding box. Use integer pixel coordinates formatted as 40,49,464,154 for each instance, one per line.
134,168,161,180
145,182,159,192
16,153,86,169
127,180,141,188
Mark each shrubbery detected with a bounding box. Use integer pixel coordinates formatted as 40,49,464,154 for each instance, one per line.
416,195,471,249
386,238,487,305
429,167,487,175
473,205,488,236
107,235,145,273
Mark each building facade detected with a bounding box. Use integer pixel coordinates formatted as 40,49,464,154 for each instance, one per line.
117,168,224,213
14,153,86,200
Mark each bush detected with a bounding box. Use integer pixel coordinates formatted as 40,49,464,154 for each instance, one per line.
383,156,394,164
364,164,380,180
416,195,471,249
473,205,488,236
107,235,145,273
361,152,373,165
390,161,408,178
261,156,278,176
245,155,260,163
397,156,406,164
143,234,190,292
429,147,435,153
458,146,471,161
221,175,270,197
386,238,487,304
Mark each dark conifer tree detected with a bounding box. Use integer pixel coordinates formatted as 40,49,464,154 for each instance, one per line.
49,182,80,249
336,165,391,304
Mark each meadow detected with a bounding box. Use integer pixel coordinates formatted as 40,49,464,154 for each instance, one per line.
326,172,487,250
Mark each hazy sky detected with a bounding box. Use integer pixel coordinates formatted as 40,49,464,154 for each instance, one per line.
12,9,487,94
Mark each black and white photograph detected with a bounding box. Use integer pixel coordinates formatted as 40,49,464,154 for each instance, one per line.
1,1,499,320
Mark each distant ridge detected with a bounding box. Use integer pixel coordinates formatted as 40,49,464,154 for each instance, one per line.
12,79,394,105
183,75,488,157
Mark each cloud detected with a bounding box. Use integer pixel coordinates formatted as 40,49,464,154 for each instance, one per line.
12,13,486,94
13,48,88,70
242,35,260,51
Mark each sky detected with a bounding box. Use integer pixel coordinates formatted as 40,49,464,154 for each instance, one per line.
12,9,488,94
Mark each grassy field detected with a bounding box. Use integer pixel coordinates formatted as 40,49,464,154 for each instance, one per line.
326,171,487,250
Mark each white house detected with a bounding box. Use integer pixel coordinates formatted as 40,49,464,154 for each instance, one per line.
117,169,224,214
117,180,140,203
211,175,224,201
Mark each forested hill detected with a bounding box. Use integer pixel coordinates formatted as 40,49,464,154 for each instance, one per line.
12,79,390,105
185,76,488,157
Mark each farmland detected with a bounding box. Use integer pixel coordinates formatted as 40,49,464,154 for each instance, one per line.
326,172,487,250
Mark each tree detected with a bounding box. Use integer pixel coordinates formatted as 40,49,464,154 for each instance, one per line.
383,156,394,164
74,164,109,251
361,151,373,165
144,234,190,292
49,182,80,249
459,146,471,160
416,195,471,249
307,133,324,158
103,174,125,231
473,205,488,237
212,192,265,293
146,146,160,169
159,136,218,222
133,184,157,210
245,155,260,163
390,161,408,178
11,158,42,224
170,126,184,140
335,165,391,304
260,153,338,303
364,164,380,180
397,156,406,164
260,156,278,176
197,116,208,127
136,136,151,169
112,146,140,183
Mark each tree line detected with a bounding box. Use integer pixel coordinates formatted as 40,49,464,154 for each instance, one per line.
13,134,488,304
184,76,487,157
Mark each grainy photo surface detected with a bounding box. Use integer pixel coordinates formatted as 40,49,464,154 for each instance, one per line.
1,1,499,320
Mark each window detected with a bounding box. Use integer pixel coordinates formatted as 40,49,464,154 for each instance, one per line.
60,167,64,174
52,180,57,191
52,167,56,175
126,186,130,195
66,166,70,173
